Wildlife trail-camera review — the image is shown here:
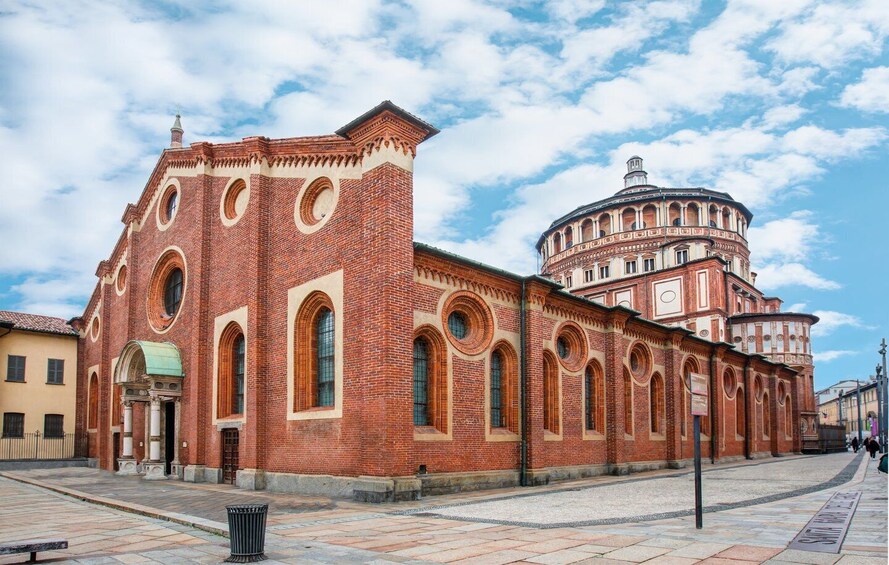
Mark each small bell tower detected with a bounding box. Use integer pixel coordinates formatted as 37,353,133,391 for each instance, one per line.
623,156,648,189
170,114,183,148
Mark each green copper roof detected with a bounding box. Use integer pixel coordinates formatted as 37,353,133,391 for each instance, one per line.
132,340,183,378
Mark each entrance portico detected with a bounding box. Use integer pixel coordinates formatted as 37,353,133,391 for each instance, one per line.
113,340,184,480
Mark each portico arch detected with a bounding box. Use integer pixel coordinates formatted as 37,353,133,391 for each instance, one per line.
113,340,184,479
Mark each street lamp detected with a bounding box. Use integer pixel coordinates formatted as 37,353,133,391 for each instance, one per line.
877,364,884,452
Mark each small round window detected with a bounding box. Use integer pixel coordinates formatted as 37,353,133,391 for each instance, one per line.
147,249,187,333
116,264,127,294
554,322,586,372
447,311,468,340
300,178,335,226
441,291,494,356
222,179,249,224
158,184,180,227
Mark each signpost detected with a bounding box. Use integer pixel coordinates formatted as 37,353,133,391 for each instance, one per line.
689,372,708,529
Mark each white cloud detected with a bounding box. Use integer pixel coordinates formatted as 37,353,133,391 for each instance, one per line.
811,310,875,337
839,66,889,114
748,211,819,264
766,0,889,68
813,350,858,362
784,302,808,313
753,263,840,291
761,104,807,130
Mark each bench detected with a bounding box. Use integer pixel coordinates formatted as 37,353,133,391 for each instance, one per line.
0,539,68,562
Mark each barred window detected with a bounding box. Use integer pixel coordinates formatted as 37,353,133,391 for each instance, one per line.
164,268,183,316
585,366,595,431
233,334,245,415
6,355,25,382
44,414,64,438
491,351,503,427
316,308,335,407
47,359,64,385
2,413,24,438
447,311,467,340
413,339,429,426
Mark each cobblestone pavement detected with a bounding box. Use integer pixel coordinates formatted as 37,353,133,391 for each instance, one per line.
0,452,885,564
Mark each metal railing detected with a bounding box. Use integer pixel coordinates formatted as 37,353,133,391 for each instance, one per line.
0,432,83,460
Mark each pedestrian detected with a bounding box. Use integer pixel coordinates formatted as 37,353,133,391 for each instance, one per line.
851,436,859,453
867,437,880,459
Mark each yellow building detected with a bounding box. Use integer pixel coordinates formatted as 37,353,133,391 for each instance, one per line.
818,379,881,441
0,311,78,459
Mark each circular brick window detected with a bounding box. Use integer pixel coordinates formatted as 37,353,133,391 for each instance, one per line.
116,264,127,295
221,178,249,225
629,343,651,383
754,375,764,401
442,291,493,356
158,184,180,227
555,322,587,372
777,381,786,402
147,249,187,333
295,177,337,234
723,370,736,398
90,316,101,342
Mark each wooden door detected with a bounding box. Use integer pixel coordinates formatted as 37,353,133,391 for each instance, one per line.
222,429,239,485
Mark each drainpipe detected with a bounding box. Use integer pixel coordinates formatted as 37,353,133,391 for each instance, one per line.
0,321,13,339
520,278,528,486
709,349,718,464
744,356,752,459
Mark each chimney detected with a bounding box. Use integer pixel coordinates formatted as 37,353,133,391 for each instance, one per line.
170,114,183,148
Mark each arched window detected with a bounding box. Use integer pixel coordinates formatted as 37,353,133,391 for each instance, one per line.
543,352,559,434
598,213,611,237
650,373,664,434
316,308,335,407
565,226,573,248
413,338,429,425
762,392,770,439
585,362,604,433
736,387,745,437
669,203,682,226
784,395,792,438
553,232,562,254
164,268,183,316
217,324,246,418
580,219,594,242
490,350,506,427
686,203,700,226
294,292,336,412
624,369,633,435
413,327,448,432
88,373,99,430
622,208,636,231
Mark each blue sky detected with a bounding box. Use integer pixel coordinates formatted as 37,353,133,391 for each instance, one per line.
0,0,887,389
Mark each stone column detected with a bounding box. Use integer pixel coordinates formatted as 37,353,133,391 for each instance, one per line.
143,396,167,480
680,204,687,226
116,401,138,475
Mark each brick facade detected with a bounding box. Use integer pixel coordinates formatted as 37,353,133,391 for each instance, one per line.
76,102,805,501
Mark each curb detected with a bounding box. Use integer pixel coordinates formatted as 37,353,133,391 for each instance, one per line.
0,471,230,538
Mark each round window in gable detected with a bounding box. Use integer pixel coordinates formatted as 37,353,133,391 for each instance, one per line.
116,264,127,295
147,248,187,333
299,177,335,225
160,185,179,224
221,178,249,225
90,316,101,342
441,291,493,356
554,322,587,372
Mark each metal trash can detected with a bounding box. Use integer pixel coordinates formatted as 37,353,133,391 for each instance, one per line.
225,503,268,562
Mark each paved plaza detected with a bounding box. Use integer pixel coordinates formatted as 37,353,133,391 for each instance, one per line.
0,453,885,564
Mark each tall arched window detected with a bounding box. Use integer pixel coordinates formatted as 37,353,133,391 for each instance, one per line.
624,369,633,435
584,362,604,434
413,327,448,432
650,373,664,434
491,350,503,427
233,334,245,414
762,392,770,439
294,292,336,412
543,352,559,434
413,338,429,426
88,373,99,429
316,308,335,407
736,387,745,437
217,323,245,419
784,395,792,438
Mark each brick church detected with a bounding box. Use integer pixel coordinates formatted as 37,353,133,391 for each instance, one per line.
74,101,818,501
